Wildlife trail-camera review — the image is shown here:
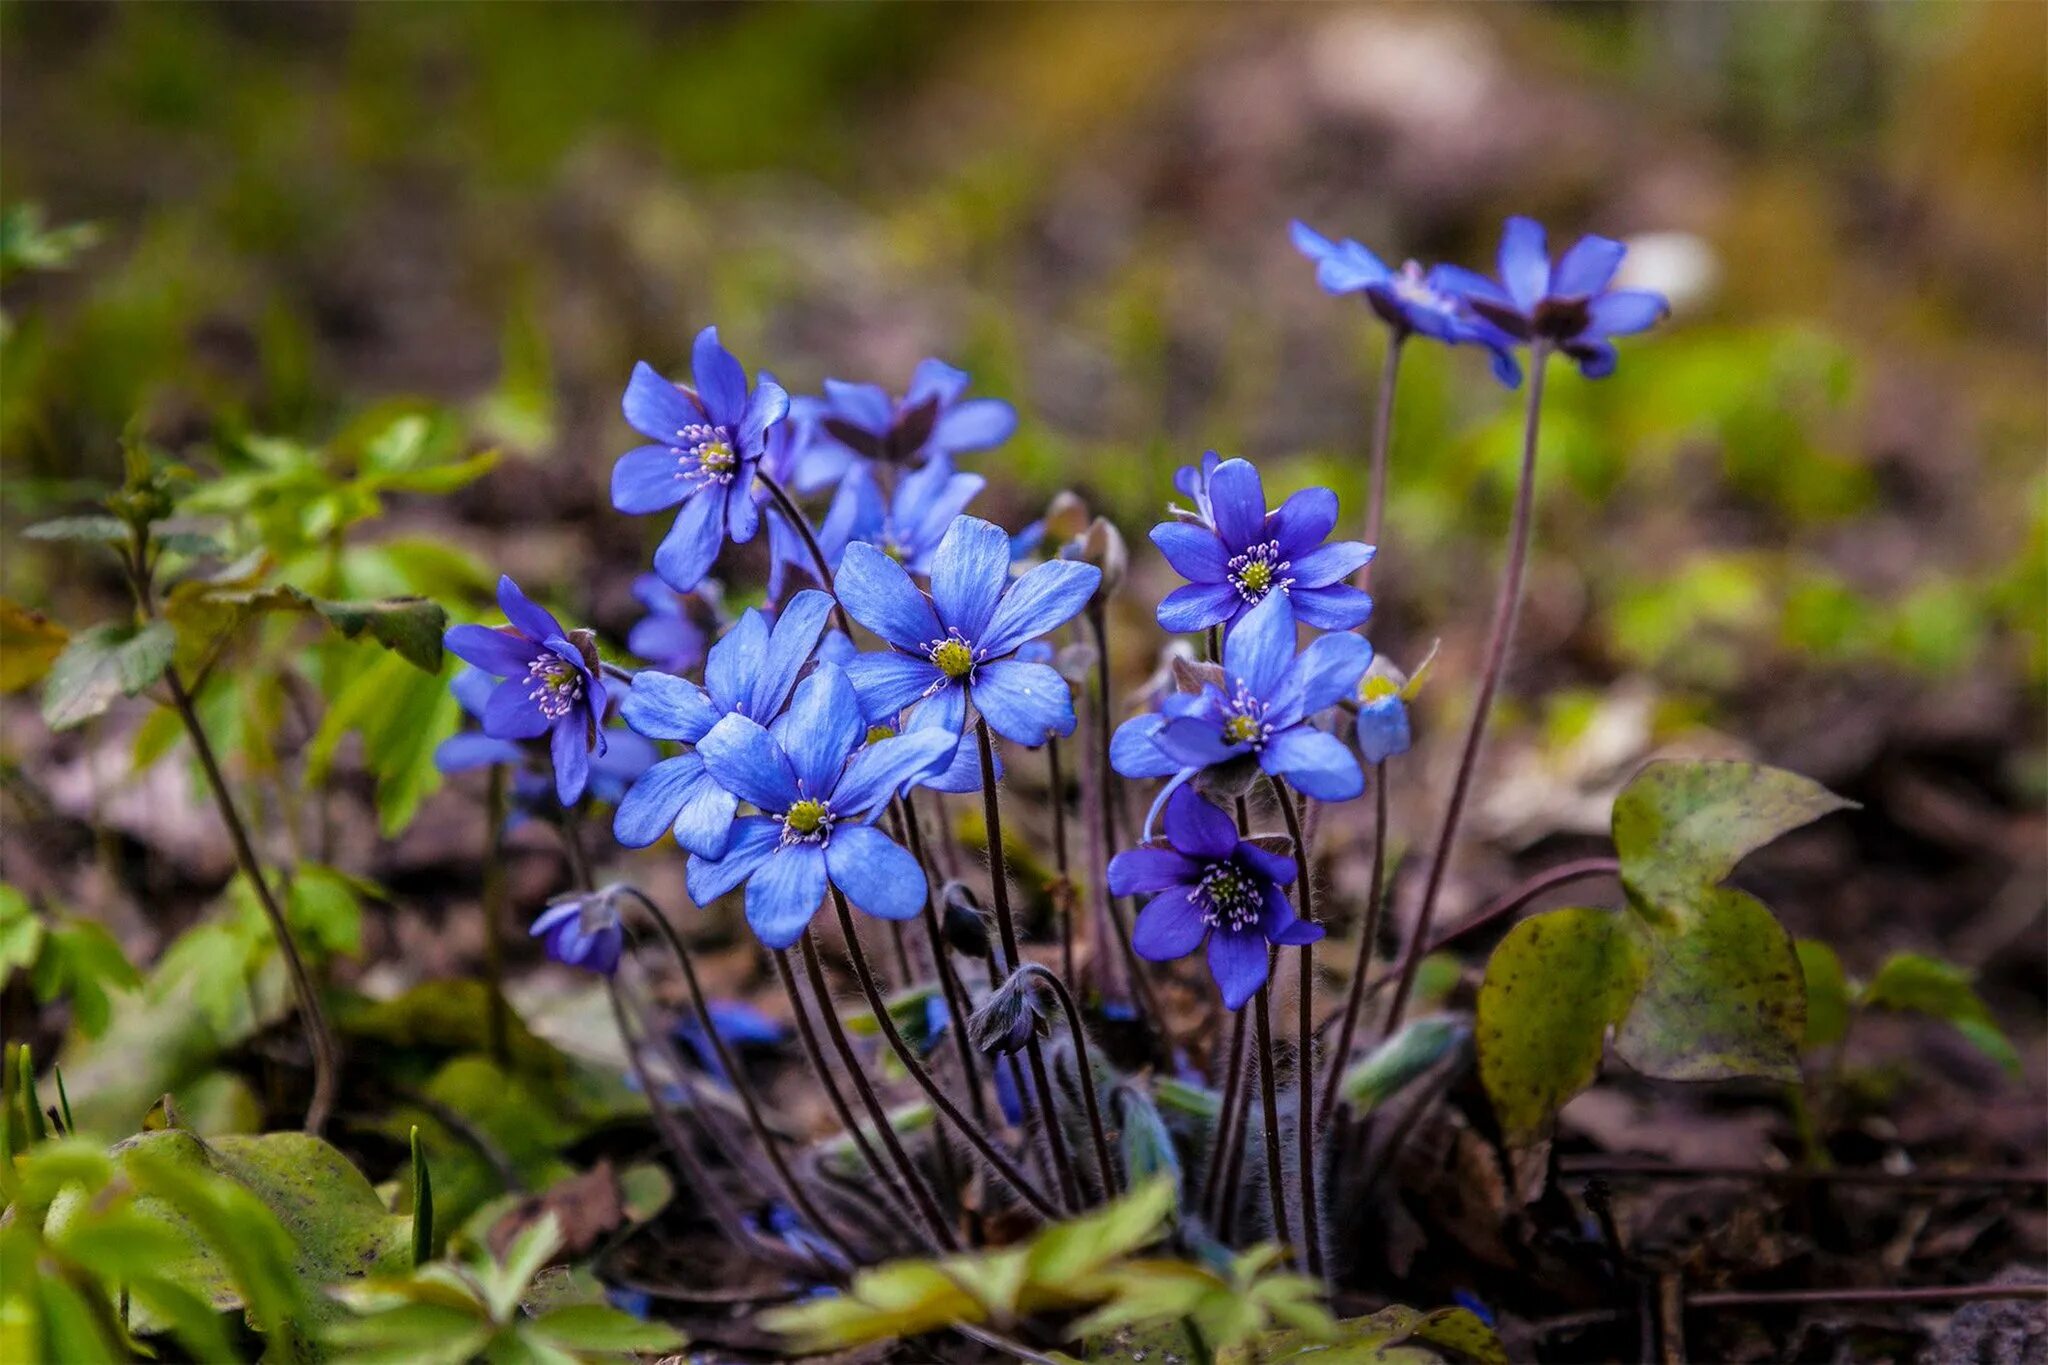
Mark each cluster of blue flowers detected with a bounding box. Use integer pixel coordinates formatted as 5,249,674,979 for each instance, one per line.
438,212,1665,1007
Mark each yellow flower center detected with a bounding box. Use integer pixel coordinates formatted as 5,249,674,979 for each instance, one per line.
1360,676,1400,704
1238,560,1273,595
1223,714,1262,746
864,724,898,745
785,799,829,836
931,638,976,679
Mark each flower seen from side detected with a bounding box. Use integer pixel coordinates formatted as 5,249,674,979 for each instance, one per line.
818,452,985,577
531,887,626,977
1438,215,1670,379
442,575,608,805
794,358,1016,492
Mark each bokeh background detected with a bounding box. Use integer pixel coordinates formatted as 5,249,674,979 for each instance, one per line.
3,3,2043,1118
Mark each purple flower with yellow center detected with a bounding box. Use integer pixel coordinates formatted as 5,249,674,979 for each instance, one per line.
793,359,1016,492
1108,786,1320,1010
836,515,1100,748
437,668,656,824
1438,216,1669,379
1289,220,1522,387
610,326,790,592
613,590,835,859
685,663,957,949
1111,591,1370,803
626,574,711,675
1152,457,1373,635
818,452,985,576
443,576,608,805
530,888,625,977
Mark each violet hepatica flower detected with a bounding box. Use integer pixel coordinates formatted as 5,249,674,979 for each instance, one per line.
531,888,625,977
614,589,835,859
438,669,654,823
1443,216,1670,379
443,576,608,805
1290,220,1522,386
611,326,790,592
626,574,710,674
1112,591,1370,803
837,515,1100,747
819,452,985,576
1356,670,1413,766
794,359,1016,492
1153,458,1373,634
686,663,956,949
1108,786,1320,1010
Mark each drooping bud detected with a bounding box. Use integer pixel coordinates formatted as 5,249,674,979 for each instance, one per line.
969,966,1047,1057
940,881,992,959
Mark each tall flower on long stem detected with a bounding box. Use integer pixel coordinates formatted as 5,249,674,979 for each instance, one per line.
443,576,608,805
611,326,791,592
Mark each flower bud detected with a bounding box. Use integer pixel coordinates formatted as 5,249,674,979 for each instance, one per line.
940,881,992,958
1041,490,1092,545
1062,516,1127,597
969,967,1047,1057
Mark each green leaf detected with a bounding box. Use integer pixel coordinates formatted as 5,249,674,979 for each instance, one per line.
325,1302,495,1365
1216,1306,1507,1365
28,917,142,1039
311,652,461,835
22,515,125,544
485,1212,562,1322
1025,1176,1176,1288
1796,940,1851,1048
313,596,447,672
1861,953,2020,1075
0,599,69,693
1611,760,1854,915
1476,908,1646,1142
528,1304,684,1353
410,1126,434,1268
0,885,44,981
1339,1015,1470,1116
40,621,176,730
1613,888,1804,1083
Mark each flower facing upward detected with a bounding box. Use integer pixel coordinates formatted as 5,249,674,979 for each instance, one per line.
1289,221,1521,386
530,888,625,977
1152,458,1374,635
793,358,1017,492
836,515,1100,747
818,452,986,577
613,590,835,859
686,663,957,949
1108,786,1321,1010
1112,591,1371,803
443,576,608,805
1438,216,1670,379
610,326,791,592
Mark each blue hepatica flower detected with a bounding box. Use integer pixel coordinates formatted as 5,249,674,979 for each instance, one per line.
1112,591,1370,803
443,576,608,805
611,326,791,592
818,452,985,577
836,515,1101,747
794,359,1017,492
1356,669,1413,765
1153,458,1373,635
530,888,625,977
626,574,710,675
1290,220,1522,386
1442,216,1670,379
613,589,836,859
686,663,957,949
1108,786,1321,1010
675,999,787,1084
437,670,655,822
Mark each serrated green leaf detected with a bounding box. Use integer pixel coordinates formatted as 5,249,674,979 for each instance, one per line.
1796,939,1851,1049
1614,888,1804,1083
40,621,176,730
1861,952,2019,1075
1611,760,1854,915
313,596,446,672
1477,907,1646,1142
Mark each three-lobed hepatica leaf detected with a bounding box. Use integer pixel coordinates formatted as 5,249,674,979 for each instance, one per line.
1478,759,1854,1143
40,621,176,730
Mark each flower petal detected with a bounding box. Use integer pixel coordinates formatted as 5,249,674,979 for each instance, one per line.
483,678,550,740
686,817,779,904
832,726,957,817
1207,459,1267,551
1208,927,1269,1010
696,713,801,814
772,663,864,796
969,659,1075,747
836,542,942,650
738,376,790,454
1570,340,1619,379
1150,521,1228,584
622,361,699,442
929,398,1016,454
745,845,828,949
1267,630,1371,728
551,718,591,805
1497,216,1551,312
1132,886,1207,960
1107,846,1202,897
1110,713,1182,780
1156,581,1240,635
496,576,564,644
611,444,688,515
621,670,720,743
846,650,946,722
691,325,749,427
826,822,926,920
928,515,1011,641
653,490,725,593
979,559,1100,658
1583,289,1669,338
445,624,535,677
1260,726,1363,802
1288,539,1374,589
1155,715,1241,769
1357,697,1412,764
751,588,836,719
1162,785,1238,860
1222,590,1296,700
613,754,705,848
435,731,523,773
1232,840,1296,887
1288,583,1373,632
1551,234,1625,298
1267,486,1338,559
822,379,892,431
907,358,971,407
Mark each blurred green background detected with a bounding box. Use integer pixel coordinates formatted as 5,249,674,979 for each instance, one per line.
3,0,2043,776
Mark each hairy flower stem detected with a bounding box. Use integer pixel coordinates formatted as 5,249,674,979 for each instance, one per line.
830,887,1065,1221
1252,983,1295,1260
1086,602,1162,1026
891,800,993,1131
121,533,339,1135
1200,1009,1248,1225
1019,963,1119,1199
616,888,854,1261
756,470,856,637
1270,780,1324,1281
481,765,511,1067
794,935,959,1249
769,948,928,1241
975,719,1085,1213
1359,336,1405,593
1046,736,1076,984
1210,797,1259,1238
1318,765,1388,1125
1389,342,1550,1038
557,804,595,892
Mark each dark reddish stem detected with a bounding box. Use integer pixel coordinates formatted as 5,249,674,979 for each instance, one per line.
1318,765,1388,1124
1270,779,1323,1280
756,470,856,637
1359,334,1404,593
